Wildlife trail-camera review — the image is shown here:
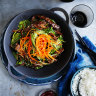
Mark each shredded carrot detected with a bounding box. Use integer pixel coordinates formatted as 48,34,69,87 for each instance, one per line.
11,15,65,69
20,37,29,51
27,36,38,62
35,34,56,60
26,29,35,37
17,29,62,65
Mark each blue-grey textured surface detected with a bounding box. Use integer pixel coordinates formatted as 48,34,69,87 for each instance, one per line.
0,0,59,96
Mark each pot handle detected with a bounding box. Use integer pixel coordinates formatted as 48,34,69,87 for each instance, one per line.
50,7,69,24
8,64,26,80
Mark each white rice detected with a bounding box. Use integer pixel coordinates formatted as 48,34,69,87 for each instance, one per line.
72,68,96,96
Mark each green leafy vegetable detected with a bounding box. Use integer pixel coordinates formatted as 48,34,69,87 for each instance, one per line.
31,32,38,47
58,35,64,42
12,51,18,60
18,20,31,29
36,30,46,34
51,19,55,23
16,60,23,65
52,35,64,50
36,66,43,69
11,32,21,45
43,27,55,35
50,49,56,55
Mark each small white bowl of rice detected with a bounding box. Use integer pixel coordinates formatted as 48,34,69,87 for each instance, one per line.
70,66,96,96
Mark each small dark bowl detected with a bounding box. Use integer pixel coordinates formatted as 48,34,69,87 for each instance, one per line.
3,7,75,78
38,88,57,96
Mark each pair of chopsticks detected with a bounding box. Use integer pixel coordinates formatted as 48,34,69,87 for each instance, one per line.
75,30,96,66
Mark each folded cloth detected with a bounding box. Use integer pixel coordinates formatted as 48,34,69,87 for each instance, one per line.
57,36,96,96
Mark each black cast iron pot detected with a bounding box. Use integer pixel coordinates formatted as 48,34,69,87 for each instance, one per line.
3,7,74,79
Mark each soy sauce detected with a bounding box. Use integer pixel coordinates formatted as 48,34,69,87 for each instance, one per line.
71,11,87,27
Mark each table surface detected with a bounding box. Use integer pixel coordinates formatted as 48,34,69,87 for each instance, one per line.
0,0,96,96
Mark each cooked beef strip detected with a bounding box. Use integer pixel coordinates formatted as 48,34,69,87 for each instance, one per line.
32,19,48,29
37,15,60,30
55,30,62,35
48,33,58,40
15,44,25,58
58,48,64,53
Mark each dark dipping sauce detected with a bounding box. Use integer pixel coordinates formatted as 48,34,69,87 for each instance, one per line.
40,90,57,96
71,11,87,27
